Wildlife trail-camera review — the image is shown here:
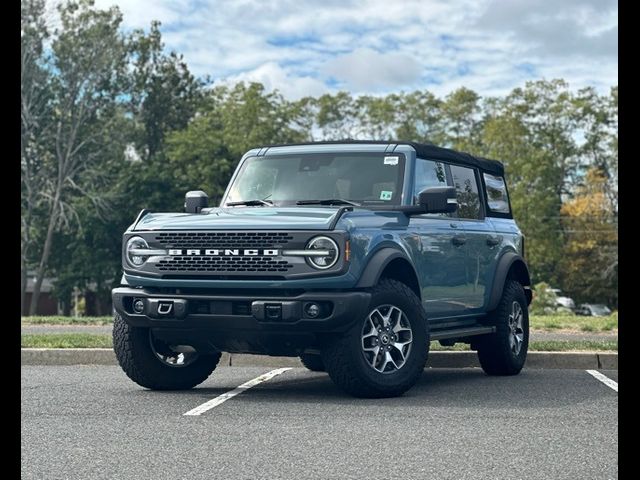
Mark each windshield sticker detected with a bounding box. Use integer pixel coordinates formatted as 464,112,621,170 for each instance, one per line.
380,191,393,201
384,156,399,166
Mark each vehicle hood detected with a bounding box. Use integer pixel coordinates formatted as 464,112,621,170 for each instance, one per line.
133,207,344,231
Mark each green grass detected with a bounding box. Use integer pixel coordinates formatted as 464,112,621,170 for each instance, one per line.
528,314,617,333
21,316,113,326
21,333,113,349
20,334,618,351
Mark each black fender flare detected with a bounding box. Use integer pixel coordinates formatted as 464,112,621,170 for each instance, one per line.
487,251,532,310
355,247,420,291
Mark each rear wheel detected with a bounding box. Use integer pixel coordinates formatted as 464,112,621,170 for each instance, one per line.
299,353,325,372
321,278,429,398
476,280,529,375
113,313,221,390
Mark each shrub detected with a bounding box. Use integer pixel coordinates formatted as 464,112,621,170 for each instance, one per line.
530,282,559,315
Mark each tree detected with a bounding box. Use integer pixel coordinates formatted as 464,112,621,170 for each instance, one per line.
500,80,578,198
315,92,359,140
560,168,618,306
27,0,129,315
440,87,482,151
165,82,308,204
127,21,206,160
480,113,564,284
392,91,444,143
21,0,52,313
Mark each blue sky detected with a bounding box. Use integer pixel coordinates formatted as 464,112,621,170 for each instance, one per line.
88,0,617,99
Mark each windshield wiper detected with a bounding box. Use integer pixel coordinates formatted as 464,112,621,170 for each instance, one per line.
296,199,361,207
226,199,273,207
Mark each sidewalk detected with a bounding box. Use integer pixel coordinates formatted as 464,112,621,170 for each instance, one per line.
21,348,617,369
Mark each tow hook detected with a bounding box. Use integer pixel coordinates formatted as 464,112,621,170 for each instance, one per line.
157,301,173,315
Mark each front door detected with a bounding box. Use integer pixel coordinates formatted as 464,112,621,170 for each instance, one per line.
409,158,469,317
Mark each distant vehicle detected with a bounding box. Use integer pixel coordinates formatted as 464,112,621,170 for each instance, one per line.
575,304,612,317
550,288,576,310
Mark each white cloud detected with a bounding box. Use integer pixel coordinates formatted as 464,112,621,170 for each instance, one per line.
324,48,423,91
61,0,617,99
220,62,328,100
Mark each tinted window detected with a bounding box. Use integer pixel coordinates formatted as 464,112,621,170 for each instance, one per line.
483,173,510,214
414,159,447,198
450,165,481,219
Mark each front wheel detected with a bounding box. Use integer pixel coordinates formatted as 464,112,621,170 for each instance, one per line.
476,280,529,375
113,313,221,390
321,278,429,398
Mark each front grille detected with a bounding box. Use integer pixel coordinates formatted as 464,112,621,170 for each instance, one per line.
130,230,343,279
156,256,293,273
154,232,294,248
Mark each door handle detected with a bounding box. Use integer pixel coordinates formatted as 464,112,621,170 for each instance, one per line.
452,235,466,247
486,236,500,247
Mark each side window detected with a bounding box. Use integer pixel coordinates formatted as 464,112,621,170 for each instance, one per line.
483,173,510,214
450,165,481,219
414,158,447,199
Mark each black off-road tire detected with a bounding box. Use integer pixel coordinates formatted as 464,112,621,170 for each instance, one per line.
476,280,529,375
321,278,429,398
299,353,325,372
113,313,221,390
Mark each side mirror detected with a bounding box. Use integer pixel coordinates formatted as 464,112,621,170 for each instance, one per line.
185,190,208,213
418,186,457,214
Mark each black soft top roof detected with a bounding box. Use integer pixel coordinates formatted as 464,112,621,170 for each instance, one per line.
260,140,505,176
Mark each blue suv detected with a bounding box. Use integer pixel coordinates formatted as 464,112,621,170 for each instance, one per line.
112,141,532,398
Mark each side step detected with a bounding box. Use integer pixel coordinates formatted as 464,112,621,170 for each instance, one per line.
430,326,495,341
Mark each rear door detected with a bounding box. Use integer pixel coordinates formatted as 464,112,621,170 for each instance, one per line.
448,164,498,311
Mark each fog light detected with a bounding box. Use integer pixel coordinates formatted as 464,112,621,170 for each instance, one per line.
305,302,320,318
133,298,145,314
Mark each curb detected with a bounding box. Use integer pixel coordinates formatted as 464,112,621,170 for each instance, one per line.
21,349,617,370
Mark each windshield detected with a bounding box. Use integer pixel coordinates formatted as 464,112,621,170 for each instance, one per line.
225,153,405,206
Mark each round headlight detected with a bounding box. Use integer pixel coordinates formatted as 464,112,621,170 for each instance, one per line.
126,236,149,267
306,236,339,270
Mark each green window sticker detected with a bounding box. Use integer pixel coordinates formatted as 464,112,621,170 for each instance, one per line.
380,190,393,201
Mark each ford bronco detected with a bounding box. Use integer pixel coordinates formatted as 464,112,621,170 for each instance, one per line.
112,141,532,398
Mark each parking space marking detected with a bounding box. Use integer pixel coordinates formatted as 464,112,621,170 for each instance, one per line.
586,370,618,392
183,367,292,416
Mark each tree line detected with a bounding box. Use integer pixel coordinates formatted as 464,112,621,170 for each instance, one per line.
21,0,618,315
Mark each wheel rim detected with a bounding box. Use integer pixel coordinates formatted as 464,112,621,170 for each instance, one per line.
361,304,413,374
508,301,525,356
148,331,199,368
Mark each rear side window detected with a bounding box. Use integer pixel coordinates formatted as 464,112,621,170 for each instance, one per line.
483,173,510,214
450,165,481,219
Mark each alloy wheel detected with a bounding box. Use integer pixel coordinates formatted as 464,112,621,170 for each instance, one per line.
361,305,413,373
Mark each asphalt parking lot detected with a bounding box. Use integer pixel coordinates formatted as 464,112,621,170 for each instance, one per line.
21,365,618,480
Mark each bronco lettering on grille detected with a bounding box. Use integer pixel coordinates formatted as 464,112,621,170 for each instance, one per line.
166,249,279,256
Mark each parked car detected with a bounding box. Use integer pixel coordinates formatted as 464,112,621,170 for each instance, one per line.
111,141,532,398
550,288,576,310
575,304,612,317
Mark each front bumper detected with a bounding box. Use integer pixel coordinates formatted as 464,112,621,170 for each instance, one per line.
112,287,370,333
112,286,370,355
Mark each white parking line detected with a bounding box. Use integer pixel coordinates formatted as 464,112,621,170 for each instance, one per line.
183,367,292,416
586,370,618,392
